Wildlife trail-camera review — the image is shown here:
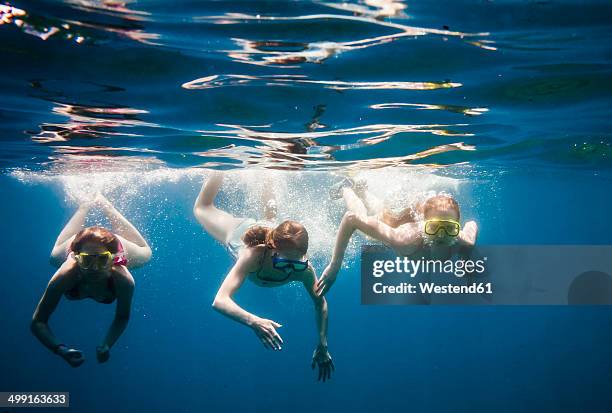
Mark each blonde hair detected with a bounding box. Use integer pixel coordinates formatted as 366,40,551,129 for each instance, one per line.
422,195,460,220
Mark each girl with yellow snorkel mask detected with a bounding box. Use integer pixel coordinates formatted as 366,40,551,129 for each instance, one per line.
31,193,152,367
317,179,478,296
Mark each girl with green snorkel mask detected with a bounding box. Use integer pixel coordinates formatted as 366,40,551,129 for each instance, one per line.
317,181,478,297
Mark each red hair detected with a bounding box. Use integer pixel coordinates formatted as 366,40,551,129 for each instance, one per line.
70,226,119,253
242,220,308,254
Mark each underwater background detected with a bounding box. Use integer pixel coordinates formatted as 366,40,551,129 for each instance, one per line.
1,0,612,411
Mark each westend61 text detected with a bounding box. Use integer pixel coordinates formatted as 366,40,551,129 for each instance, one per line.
372,282,493,295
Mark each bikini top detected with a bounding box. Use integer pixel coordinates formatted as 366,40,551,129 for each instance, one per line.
250,247,292,284
63,237,127,304
64,275,116,304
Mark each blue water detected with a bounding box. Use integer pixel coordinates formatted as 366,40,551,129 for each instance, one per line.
1,0,612,412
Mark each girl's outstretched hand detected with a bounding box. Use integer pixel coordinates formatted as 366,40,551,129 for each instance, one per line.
56,345,85,368
251,317,284,350
315,264,339,296
311,344,334,382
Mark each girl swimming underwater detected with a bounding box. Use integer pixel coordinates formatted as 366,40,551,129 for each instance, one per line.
193,172,334,382
31,193,152,367
316,178,478,296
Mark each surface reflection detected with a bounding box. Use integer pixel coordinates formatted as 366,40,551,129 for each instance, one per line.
0,3,159,45
370,103,489,116
198,4,493,66
64,0,151,21
182,74,461,90
7,0,603,174
320,0,407,19
192,123,475,170
192,140,474,171
29,102,154,143
1,4,90,43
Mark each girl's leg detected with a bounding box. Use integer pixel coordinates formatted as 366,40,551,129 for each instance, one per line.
50,202,91,263
341,187,368,217
380,206,417,228
95,194,152,268
335,176,383,216
354,181,384,216
194,171,245,244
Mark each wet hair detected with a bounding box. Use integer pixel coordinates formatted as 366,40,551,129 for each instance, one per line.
242,225,270,248
242,220,308,255
422,195,460,220
70,226,119,254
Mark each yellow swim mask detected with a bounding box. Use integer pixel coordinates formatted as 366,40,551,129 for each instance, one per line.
75,251,113,270
424,219,461,237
